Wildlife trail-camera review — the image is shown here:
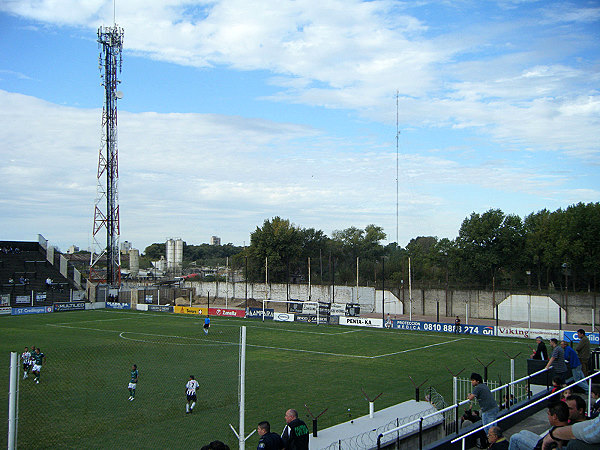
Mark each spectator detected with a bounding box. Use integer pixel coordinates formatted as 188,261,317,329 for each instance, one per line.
487,426,509,449
545,338,567,384
45,277,53,288
531,336,548,360
561,340,589,393
201,441,230,450
561,388,573,402
467,372,499,433
454,316,461,334
508,401,569,450
565,395,587,423
257,421,284,450
590,385,600,419
281,409,309,450
461,404,481,428
575,330,591,376
540,415,600,449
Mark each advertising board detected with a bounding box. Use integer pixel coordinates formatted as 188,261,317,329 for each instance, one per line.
148,305,173,313
0,306,12,315
563,330,600,345
16,295,30,304
496,326,556,340
246,307,274,319
330,303,346,316
54,302,85,312
106,302,131,310
274,312,294,322
0,294,9,306
339,316,383,328
208,308,246,318
174,306,206,315
12,306,53,315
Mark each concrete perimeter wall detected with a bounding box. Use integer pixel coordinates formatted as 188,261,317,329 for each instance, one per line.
185,281,597,325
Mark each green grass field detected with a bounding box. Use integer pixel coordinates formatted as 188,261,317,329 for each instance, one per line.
0,310,533,449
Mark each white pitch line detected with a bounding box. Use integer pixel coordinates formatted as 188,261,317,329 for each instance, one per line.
372,337,467,358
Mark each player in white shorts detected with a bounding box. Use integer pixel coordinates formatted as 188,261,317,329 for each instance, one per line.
185,375,199,413
128,364,138,401
21,347,32,379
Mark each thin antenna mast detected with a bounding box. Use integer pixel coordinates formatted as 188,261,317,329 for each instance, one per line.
396,90,400,246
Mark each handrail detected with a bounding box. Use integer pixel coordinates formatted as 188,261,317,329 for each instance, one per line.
450,371,597,445
376,366,552,449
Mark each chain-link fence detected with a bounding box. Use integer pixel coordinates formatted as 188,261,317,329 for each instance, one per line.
7,315,241,449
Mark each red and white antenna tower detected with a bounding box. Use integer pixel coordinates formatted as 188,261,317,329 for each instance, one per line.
90,24,124,286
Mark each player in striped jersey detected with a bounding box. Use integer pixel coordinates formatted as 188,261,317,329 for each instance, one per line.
185,375,199,414
21,347,32,379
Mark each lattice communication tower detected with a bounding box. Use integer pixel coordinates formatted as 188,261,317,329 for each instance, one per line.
90,25,124,286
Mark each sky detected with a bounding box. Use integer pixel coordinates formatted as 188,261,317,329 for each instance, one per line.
0,0,599,254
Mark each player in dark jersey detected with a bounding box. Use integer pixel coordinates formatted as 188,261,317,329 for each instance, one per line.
31,348,46,384
128,364,138,401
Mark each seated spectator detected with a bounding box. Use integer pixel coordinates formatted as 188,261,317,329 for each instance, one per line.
508,401,569,450
45,277,53,288
487,426,509,449
8,277,14,284
200,441,230,450
565,395,587,424
561,388,573,402
461,404,481,428
590,385,600,419
19,276,26,284
550,376,563,402
540,414,600,449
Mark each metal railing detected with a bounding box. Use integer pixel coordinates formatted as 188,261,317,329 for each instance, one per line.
451,371,598,449
376,366,553,450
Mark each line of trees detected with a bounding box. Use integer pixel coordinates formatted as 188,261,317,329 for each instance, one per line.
143,202,600,293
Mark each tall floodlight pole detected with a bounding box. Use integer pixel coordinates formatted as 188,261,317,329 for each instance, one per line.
90,24,124,286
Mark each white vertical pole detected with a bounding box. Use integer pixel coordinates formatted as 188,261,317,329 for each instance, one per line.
31,290,34,306
8,352,18,450
265,257,268,302
453,376,457,405
308,257,311,301
465,303,469,325
369,402,374,418
226,257,229,309
510,359,515,399
408,257,412,321
239,326,246,450
189,290,192,308
356,257,359,304
528,295,531,331
592,309,595,333
158,289,160,306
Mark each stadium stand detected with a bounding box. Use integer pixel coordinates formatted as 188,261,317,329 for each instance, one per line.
0,240,85,306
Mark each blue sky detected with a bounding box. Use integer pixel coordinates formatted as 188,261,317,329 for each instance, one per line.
0,0,598,253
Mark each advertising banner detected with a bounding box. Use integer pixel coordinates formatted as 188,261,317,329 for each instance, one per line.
72,291,85,301
302,303,317,314
562,330,600,345
318,302,331,315
12,306,53,315
208,308,245,318
339,316,383,328
288,302,303,313
35,292,47,303
496,326,556,340
330,303,346,316
174,306,206,315
16,295,30,304
246,307,274,319
106,302,131,310
0,306,12,315
148,305,173,313
274,312,295,322
144,295,153,304
392,320,424,331
345,304,361,317
54,302,85,312
419,321,495,336
1,293,9,306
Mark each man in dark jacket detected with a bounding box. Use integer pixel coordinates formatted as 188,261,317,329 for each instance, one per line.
257,421,283,450
281,409,309,450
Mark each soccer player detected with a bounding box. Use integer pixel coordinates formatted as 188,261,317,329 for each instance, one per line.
185,375,199,414
128,364,138,401
203,316,210,335
21,346,32,379
31,347,46,384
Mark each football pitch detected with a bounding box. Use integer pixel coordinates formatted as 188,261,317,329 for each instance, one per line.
0,310,531,449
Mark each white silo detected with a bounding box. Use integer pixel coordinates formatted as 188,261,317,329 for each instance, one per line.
166,238,183,275
129,248,140,278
